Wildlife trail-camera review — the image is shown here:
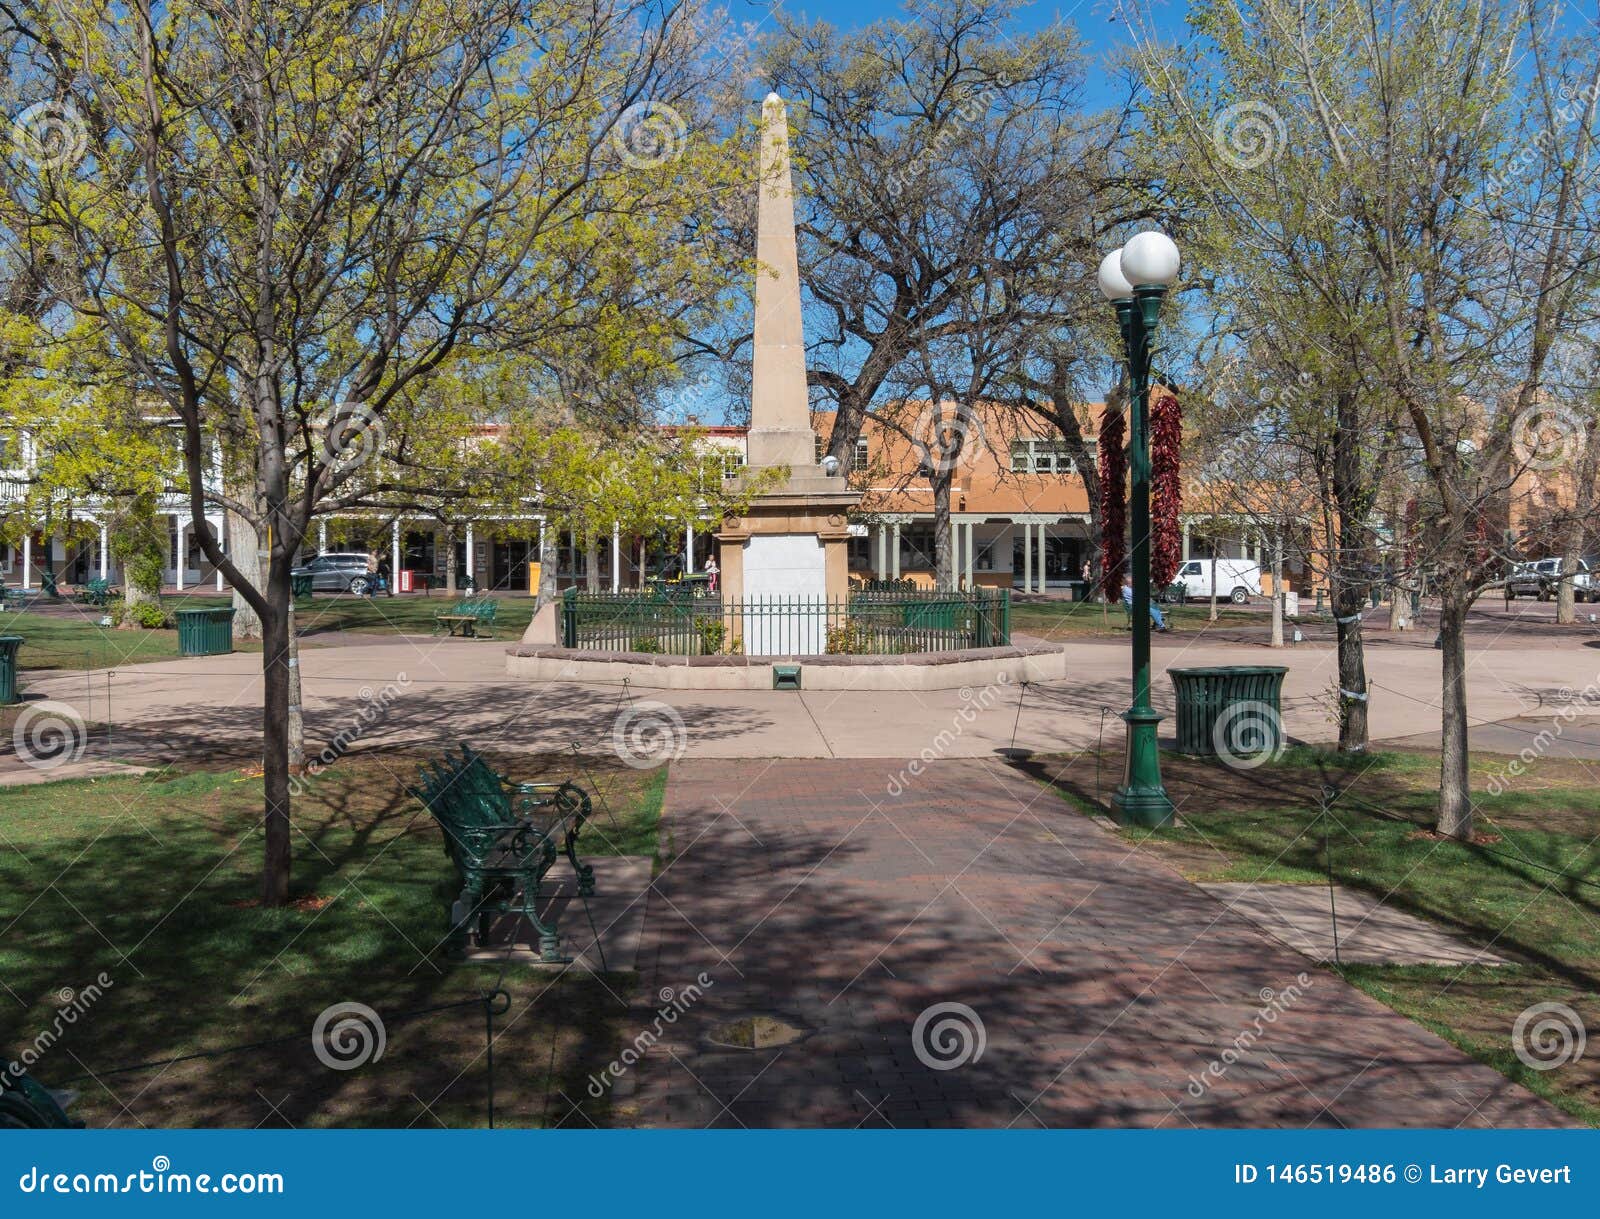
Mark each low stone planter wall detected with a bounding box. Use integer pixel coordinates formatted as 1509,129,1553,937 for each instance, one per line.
504,642,1069,691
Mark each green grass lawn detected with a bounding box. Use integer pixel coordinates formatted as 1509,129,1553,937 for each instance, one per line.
293,590,538,639
0,751,665,1128
1040,745,1600,1124
0,606,252,671
1009,597,1262,639
0,590,537,672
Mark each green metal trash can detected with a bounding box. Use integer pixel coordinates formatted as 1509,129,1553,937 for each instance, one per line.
176,608,236,657
1168,666,1289,758
291,572,313,601
0,635,22,705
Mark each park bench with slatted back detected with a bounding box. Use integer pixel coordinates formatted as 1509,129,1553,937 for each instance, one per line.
76,578,116,607
433,597,498,638
407,744,594,961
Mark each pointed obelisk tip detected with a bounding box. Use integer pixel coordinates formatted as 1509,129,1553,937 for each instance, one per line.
764,91,784,108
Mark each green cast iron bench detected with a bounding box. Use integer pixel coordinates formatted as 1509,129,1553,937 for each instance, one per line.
407,744,595,962
433,598,498,638
76,578,117,607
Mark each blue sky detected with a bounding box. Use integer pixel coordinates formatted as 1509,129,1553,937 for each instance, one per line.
725,0,1191,109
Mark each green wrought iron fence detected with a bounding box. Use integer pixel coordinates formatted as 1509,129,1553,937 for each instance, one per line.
561,587,1009,656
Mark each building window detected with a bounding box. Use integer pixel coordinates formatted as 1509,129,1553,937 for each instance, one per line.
721,451,745,479
855,437,870,469
1011,438,1080,474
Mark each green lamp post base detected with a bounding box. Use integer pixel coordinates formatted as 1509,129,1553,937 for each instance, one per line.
1110,707,1175,827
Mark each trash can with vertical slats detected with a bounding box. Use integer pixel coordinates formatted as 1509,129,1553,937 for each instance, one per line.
1168,666,1288,757
176,608,236,657
0,635,22,704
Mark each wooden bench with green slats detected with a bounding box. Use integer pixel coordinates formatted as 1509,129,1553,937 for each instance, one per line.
406,744,594,961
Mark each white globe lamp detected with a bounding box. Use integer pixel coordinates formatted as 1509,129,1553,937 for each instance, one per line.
1096,249,1134,301
1120,230,1181,288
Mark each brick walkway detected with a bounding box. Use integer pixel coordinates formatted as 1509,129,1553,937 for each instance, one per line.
621,758,1567,1128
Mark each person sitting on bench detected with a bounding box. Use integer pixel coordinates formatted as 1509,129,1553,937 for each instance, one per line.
1122,577,1169,632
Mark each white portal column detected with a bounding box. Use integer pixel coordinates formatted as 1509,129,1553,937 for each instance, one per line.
464,523,475,584
965,522,975,589
98,525,109,579
611,522,620,593
1181,519,1191,560
1037,521,1048,593
318,519,328,554
174,519,185,591
215,518,225,589
391,519,402,588
949,519,960,590
874,525,885,579
1022,522,1032,590
685,522,695,573
891,520,902,579
21,533,31,589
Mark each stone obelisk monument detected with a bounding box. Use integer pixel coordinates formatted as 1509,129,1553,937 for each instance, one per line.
716,93,859,653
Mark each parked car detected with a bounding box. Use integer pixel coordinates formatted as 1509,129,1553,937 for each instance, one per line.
1507,557,1594,601
291,552,377,594
1169,558,1264,604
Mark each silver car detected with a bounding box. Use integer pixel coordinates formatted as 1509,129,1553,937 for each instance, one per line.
292,552,377,594
1507,557,1593,602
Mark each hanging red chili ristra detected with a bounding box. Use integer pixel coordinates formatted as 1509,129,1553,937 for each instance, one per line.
1098,403,1126,601
1150,384,1183,588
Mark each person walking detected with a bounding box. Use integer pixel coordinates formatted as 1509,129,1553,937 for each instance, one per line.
705,556,719,595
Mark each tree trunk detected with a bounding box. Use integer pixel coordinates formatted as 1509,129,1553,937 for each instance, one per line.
538,529,558,606
1269,531,1284,647
444,522,458,595
1388,581,1406,630
1208,557,1219,621
261,558,294,904
1556,538,1581,624
229,506,264,640
585,534,600,592
1436,586,1473,839
932,472,953,590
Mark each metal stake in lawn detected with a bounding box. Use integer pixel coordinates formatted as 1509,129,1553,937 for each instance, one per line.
1097,235,1180,827
1321,784,1341,968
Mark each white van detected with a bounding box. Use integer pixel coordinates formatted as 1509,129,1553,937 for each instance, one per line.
1170,558,1263,604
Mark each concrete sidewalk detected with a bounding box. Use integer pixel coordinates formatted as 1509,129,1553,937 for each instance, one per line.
7,628,1600,769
